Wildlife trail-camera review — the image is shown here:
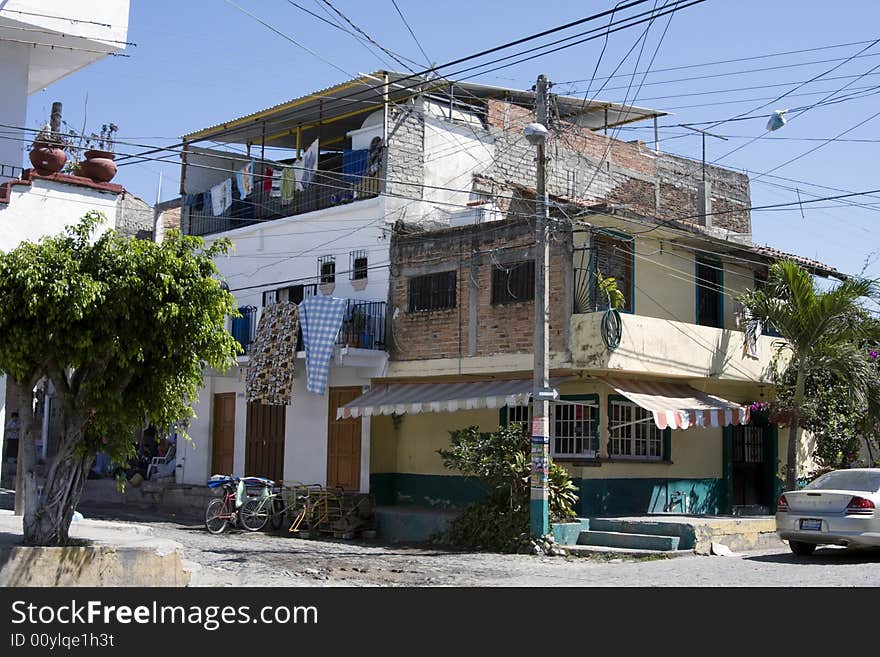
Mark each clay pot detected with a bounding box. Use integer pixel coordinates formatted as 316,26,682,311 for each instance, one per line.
29,141,67,175
78,150,117,183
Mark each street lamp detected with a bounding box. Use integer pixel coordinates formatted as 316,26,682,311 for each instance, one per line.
525,75,552,540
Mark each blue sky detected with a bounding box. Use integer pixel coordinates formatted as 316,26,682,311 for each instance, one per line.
26,0,880,280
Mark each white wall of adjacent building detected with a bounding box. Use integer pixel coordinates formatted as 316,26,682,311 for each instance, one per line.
0,1,130,177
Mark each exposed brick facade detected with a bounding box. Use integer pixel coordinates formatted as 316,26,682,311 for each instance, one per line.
389,218,571,362
479,98,751,234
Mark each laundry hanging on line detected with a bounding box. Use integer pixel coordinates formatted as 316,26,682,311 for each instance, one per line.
210,178,232,216
299,295,347,395
235,161,254,198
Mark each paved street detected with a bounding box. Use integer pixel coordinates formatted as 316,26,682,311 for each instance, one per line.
68,503,880,587
3,491,879,586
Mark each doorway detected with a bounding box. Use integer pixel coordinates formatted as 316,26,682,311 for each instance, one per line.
211,393,236,476
731,425,768,512
327,387,362,491
245,401,285,481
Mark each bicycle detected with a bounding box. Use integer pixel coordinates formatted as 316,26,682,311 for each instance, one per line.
238,481,320,533
204,476,242,534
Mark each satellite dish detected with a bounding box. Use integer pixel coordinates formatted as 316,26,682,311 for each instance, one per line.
766,109,789,132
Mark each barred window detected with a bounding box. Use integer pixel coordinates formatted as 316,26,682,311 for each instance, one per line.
609,400,662,460
591,233,633,313
350,250,369,280
492,261,534,305
504,400,599,459
408,271,457,312
261,289,277,306
552,402,599,458
318,255,336,284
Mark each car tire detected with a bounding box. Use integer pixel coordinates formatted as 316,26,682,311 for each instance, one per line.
789,540,817,556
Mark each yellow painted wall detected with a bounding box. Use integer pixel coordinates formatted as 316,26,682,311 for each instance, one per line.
631,235,696,324
370,408,501,476
778,426,818,480
371,381,747,482
573,216,764,332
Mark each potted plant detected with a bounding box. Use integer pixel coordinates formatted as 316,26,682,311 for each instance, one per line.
28,123,67,175
748,401,770,427
349,307,368,348
77,123,118,182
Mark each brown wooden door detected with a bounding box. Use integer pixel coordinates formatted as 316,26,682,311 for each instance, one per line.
211,393,236,475
245,401,285,481
327,387,362,491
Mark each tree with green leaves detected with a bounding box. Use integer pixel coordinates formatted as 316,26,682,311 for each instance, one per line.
0,212,238,545
739,260,880,492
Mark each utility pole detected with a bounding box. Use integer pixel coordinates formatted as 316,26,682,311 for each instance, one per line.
525,74,552,539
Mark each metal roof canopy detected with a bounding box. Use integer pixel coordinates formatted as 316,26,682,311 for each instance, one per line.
336,377,570,419
182,71,667,151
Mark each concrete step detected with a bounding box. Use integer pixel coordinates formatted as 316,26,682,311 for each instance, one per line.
565,544,692,559
577,529,680,551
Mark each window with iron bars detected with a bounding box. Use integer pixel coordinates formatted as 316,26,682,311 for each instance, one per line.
608,399,663,460
350,250,368,280
491,260,534,305
505,398,599,459
261,289,277,306
408,271,456,312
318,255,336,284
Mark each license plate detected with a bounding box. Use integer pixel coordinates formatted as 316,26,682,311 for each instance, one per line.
800,519,821,531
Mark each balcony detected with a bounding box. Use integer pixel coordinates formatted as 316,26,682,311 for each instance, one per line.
569,311,782,383
184,152,380,237
231,300,386,356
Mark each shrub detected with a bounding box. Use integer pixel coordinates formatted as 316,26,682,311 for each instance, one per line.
437,424,578,552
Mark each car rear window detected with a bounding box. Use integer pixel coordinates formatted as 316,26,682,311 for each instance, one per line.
806,470,880,493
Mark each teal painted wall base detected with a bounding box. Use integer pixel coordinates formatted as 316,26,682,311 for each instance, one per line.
573,477,725,516
371,473,726,518
370,473,485,509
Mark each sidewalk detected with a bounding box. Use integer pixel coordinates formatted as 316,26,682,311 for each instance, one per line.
0,509,191,586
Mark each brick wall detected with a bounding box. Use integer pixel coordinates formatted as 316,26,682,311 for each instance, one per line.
394,98,752,234
389,218,571,362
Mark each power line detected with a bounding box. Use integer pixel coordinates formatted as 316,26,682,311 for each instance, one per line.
390,0,432,66
0,35,129,56
558,38,880,84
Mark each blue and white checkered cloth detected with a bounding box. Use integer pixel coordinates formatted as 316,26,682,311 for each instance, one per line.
300,296,347,395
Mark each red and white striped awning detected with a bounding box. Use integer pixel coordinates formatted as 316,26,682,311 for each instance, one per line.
336,379,562,420
602,378,750,430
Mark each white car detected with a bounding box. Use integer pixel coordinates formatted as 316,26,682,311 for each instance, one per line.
776,468,880,556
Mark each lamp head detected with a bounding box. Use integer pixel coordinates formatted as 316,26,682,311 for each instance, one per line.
523,122,549,146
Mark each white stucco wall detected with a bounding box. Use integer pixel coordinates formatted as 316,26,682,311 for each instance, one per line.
181,196,390,490
0,41,30,178
206,196,390,310
0,178,119,251
182,361,377,493
421,115,495,223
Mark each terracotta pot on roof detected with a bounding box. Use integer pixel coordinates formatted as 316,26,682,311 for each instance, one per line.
29,140,67,176
78,149,117,183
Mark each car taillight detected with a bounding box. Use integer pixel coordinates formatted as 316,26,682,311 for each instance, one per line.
846,496,876,515
777,494,788,512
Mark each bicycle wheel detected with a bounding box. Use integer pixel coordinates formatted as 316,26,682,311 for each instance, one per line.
205,498,229,534
269,498,286,531
239,497,270,532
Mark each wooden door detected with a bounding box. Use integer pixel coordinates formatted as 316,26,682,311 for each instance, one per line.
327,387,362,491
211,393,236,475
245,401,285,481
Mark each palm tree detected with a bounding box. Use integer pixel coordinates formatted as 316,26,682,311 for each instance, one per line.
739,260,879,492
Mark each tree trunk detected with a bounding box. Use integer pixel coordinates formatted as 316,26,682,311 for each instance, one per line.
19,390,92,546
22,443,92,545
786,418,800,492
14,383,39,517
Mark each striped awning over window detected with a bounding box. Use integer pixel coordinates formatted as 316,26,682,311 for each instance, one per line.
602,378,750,430
336,379,551,420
